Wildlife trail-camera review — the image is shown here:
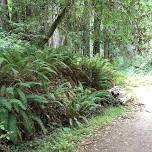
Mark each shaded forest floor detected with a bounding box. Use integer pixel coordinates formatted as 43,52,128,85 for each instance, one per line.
78,76,152,152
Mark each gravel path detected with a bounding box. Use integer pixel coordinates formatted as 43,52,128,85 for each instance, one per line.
79,86,152,152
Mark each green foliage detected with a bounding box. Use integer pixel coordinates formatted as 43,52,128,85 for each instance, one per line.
0,122,10,141
0,33,123,145
49,83,121,127
0,86,48,143
65,84,98,127
80,56,121,90
119,51,152,76
16,106,127,152
0,0,151,150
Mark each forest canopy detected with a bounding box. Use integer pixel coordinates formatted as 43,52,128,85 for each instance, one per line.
0,0,151,57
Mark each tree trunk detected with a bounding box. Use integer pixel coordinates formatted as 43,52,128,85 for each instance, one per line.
38,7,67,47
93,14,101,55
38,0,74,47
104,38,110,59
0,0,10,30
82,1,90,56
103,28,110,59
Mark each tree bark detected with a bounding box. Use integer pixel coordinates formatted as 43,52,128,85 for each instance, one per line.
38,0,74,47
103,28,110,59
104,38,110,59
38,7,67,47
82,1,90,56
0,0,10,30
93,14,101,55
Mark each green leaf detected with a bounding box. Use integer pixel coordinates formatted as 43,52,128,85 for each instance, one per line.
20,110,33,134
16,88,27,105
0,98,12,111
8,114,18,144
27,94,48,104
9,99,26,110
31,116,47,134
18,82,42,89
0,86,6,96
0,108,8,129
41,67,57,74
6,87,14,96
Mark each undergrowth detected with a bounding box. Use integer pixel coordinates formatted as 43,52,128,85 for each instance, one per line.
0,32,124,151
11,106,127,152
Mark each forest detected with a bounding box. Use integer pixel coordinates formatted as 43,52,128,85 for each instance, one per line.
0,0,152,152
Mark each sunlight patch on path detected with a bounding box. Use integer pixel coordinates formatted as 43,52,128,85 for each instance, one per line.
133,86,152,112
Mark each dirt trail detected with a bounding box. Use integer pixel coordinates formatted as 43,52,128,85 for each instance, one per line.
79,86,152,152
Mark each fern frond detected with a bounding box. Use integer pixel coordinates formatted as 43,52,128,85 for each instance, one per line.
20,110,33,134
0,108,8,129
7,114,18,144
31,116,47,134
0,98,12,111
26,94,48,104
9,99,26,111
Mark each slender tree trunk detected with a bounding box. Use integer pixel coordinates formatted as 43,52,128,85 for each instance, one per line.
38,0,74,47
82,30,90,56
103,28,110,59
38,7,67,47
82,1,90,56
104,38,110,59
93,14,101,55
0,0,10,30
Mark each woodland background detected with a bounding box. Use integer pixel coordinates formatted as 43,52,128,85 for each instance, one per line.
0,0,152,152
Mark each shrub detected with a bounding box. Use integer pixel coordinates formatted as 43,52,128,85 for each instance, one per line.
0,86,48,143
48,83,121,127
0,34,123,144
79,56,121,90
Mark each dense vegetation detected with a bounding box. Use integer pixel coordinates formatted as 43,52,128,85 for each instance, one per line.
0,0,151,151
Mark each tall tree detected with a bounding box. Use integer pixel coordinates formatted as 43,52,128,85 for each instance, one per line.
82,0,90,56
0,0,10,30
38,0,74,47
103,27,110,59
93,13,101,55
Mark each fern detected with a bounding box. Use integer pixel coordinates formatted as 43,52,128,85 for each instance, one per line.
0,98,12,111
7,114,18,144
31,116,47,134
0,85,47,143
9,99,27,111
79,57,119,90
15,88,27,105
20,110,33,134
0,108,8,129
18,82,42,89
0,85,6,96
26,94,48,104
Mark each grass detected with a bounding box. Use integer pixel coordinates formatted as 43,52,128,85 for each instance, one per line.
22,106,128,152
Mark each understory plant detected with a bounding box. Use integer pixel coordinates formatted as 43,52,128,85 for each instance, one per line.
0,86,48,143
79,56,121,90
0,38,123,145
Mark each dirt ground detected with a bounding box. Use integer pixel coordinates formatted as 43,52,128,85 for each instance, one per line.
78,86,152,152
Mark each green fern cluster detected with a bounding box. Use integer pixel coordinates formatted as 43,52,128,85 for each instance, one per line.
49,83,120,127
0,45,77,143
0,41,123,144
79,56,121,90
0,86,47,144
